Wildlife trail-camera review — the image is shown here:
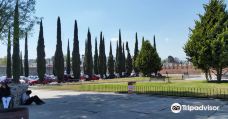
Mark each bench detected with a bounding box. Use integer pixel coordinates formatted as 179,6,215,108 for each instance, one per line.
0,107,28,119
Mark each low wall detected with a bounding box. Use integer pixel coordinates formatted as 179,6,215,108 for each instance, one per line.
9,84,28,106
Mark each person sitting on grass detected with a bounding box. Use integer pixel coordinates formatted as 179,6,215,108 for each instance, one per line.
22,90,45,105
0,83,12,109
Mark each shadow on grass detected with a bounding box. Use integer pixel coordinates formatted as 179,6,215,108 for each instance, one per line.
207,80,228,83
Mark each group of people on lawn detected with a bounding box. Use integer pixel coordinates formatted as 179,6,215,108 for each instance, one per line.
0,83,44,109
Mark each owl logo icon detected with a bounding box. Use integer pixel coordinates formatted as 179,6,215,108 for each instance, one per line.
171,103,182,113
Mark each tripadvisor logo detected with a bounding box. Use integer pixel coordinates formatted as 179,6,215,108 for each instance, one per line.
171,103,182,113
171,103,220,113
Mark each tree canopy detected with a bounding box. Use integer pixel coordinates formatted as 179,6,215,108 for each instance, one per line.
0,0,38,40
184,0,228,82
136,40,162,76
37,20,46,82
72,20,80,80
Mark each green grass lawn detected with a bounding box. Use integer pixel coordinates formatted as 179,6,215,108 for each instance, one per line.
35,77,228,99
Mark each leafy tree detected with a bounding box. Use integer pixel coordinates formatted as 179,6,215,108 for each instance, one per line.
142,37,145,44
133,32,139,74
54,17,64,82
6,28,11,78
108,42,114,75
125,42,132,75
167,56,175,63
37,20,46,82
66,39,71,75
184,0,228,82
136,40,162,76
84,29,93,77
24,32,29,77
153,50,162,75
72,20,80,80
94,37,99,74
0,0,38,40
12,1,20,83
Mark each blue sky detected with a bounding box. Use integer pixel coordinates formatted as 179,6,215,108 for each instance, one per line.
1,0,227,60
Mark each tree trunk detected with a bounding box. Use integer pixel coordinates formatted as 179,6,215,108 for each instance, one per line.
209,70,212,80
205,71,209,82
216,68,222,82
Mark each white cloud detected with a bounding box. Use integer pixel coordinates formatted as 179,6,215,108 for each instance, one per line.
110,37,118,43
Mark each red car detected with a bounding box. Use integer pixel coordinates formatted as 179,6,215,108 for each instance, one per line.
28,80,38,85
80,74,99,81
91,75,100,80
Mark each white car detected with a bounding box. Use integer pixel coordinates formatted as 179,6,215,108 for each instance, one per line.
0,76,6,82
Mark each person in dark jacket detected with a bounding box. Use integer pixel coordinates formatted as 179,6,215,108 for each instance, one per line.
22,90,45,105
0,83,11,109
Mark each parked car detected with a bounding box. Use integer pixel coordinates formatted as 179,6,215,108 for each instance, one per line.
0,76,12,83
80,74,89,81
28,79,38,85
42,76,53,84
91,75,100,80
63,74,75,82
27,75,39,85
106,74,116,79
130,73,138,77
19,79,26,84
115,73,120,78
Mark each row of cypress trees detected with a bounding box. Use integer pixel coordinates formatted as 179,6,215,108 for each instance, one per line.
7,1,160,83
6,1,31,83
7,28,30,78
36,17,82,82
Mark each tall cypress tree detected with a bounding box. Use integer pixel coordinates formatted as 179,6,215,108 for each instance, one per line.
84,28,93,77
103,36,107,76
116,29,122,75
126,42,133,75
37,20,46,82
153,35,156,51
99,32,105,78
115,42,119,74
94,37,99,74
133,32,139,74
12,0,20,83
108,42,114,75
66,39,71,75
24,32,29,77
72,20,80,80
54,17,64,82
20,52,23,76
6,28,11,78
52,56,56,76
122,43,125,73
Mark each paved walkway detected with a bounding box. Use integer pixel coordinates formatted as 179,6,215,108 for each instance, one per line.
21,89,228,119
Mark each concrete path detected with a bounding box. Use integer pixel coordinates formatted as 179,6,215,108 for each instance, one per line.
21,89,228,119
